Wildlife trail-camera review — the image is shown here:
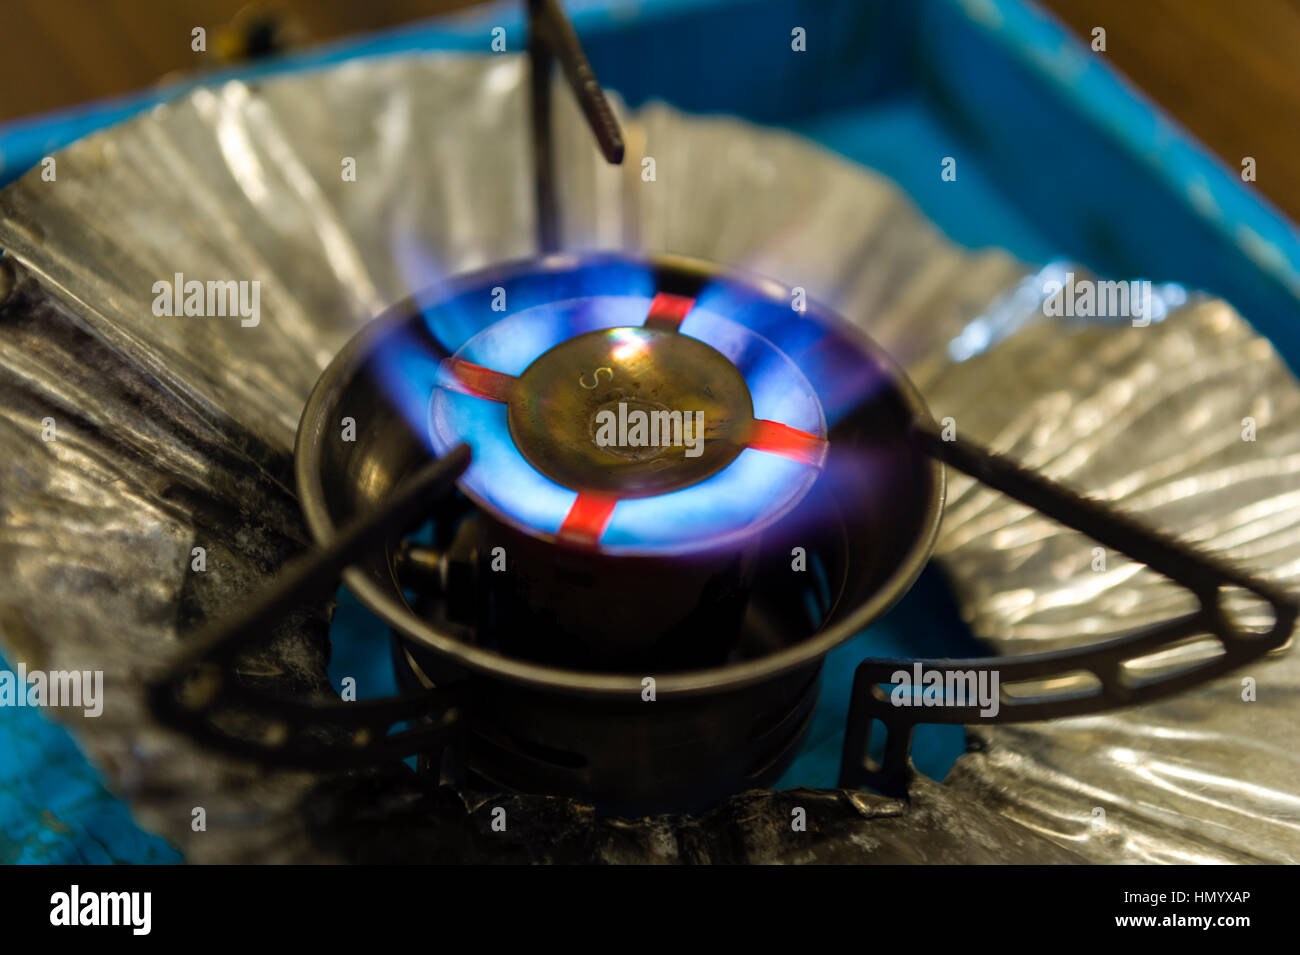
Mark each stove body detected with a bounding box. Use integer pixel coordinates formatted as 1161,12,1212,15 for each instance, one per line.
295,254,942,812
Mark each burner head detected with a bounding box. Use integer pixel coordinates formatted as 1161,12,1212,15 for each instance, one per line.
426,278,828,556
506,326,753,498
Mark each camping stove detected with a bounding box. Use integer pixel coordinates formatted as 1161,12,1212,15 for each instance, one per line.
291,252,940,811
147,0,1297,819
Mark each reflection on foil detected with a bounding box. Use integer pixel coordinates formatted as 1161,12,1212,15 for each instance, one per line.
0,53,1295,862
947,261,1190,362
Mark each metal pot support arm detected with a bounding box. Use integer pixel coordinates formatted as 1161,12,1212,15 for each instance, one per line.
839,421,1298,795
147,446,472,771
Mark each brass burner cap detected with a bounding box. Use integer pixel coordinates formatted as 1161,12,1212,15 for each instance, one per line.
507,326,754,497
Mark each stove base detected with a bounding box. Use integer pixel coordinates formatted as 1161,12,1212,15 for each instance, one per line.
395,637,821,815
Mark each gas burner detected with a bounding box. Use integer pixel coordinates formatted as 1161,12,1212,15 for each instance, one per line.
424,263,828,555
288,252,939,810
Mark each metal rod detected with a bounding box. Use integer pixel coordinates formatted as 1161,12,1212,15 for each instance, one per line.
527,0,625,252
147,444,473,769
529,19,559,253
910,418,1294,605
530,0,625,164
155,444,472,677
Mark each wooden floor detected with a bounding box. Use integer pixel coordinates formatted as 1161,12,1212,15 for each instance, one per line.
0,0,1296,220
0,1,480,120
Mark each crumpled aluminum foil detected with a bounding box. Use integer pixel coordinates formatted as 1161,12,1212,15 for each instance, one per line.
928,299,1300,864
0,52,1295,863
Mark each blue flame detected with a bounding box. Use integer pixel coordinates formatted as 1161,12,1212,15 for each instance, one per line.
370,256,658,452
430,390,574,535
680,305,823,433
426,291,827,555
603,449,816,550
423,289,832,554
453,295,651,372
691,277,894,427
372,257,920,555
